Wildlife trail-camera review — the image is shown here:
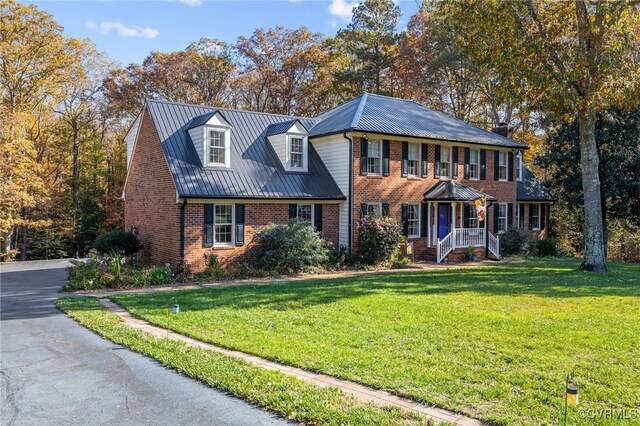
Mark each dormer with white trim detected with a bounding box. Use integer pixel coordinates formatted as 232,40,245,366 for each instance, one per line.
266,119,309,173
188,111,232,169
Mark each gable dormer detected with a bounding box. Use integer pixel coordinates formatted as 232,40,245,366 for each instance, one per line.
266,119,309,172
188,111,232,168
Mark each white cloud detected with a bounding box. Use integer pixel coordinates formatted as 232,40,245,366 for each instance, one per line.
86,21,159,39
177,0,202,6
328,0,359,22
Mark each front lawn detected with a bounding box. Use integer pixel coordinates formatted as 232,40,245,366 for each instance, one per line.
112,258,640,425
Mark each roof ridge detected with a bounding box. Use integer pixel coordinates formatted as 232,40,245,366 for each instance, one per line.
350,93,368,128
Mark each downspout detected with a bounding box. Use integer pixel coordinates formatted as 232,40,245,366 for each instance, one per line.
179,199,187,259
344,132,354,251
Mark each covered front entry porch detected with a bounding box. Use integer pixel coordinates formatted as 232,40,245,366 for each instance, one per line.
423,180,500,263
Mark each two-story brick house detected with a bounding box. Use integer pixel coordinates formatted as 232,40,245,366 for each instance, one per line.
123,93,554,271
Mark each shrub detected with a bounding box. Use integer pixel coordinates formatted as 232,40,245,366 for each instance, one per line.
500,227,531,255
147,265,173,285
65,257,106,291
94,230,142,256
249,220,332,274
327,245,358,270
202,254,224,279
528,238,558,257
356,216,404,265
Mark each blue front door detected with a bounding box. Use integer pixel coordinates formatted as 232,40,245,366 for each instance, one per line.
438,204,450,239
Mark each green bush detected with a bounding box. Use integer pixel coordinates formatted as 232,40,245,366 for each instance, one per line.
94,230,142,256
65,257,107,291
147,265,173,284
327,245,358,270
356,216,404,265
248,220,332,274
528,238,558,257
500,227,531,255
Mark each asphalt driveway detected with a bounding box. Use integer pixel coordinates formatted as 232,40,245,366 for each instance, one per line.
0,260,289,426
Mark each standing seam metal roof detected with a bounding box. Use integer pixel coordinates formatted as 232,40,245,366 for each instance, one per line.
145,99,344,199
310,93,527,149
423,180,497,201
517,167,556,201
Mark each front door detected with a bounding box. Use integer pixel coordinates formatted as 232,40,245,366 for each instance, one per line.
438,203,451,239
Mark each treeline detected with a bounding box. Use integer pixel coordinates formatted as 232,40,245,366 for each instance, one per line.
1,0,638,262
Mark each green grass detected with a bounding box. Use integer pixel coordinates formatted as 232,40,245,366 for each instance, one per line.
110,258,640,425
56,297,423,425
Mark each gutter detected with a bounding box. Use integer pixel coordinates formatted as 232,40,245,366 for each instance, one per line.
344,131,354,251
179,199,187,259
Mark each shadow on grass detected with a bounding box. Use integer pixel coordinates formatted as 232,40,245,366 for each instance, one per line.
111,259,640,313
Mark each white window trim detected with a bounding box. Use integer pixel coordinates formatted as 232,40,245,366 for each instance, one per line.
365,202,383,216
213,204,235,247
516,151,523,181
469,148,480,180
205,125,231,168
438,145,451,178
367,139,383,176
498,152,508,182
531,203,541,231
296,204,314,225
497,202,508,234
286,133,308,172
407,142,420,177
407,203,421,238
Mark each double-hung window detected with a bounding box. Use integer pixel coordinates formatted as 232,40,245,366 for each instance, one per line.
467,205,479,228
290,137,304,169
296,204,313,224
469,149,480,180
367,139,381,175
365,203,382,217
407,143,419,177
204,204,234,247
208,130,226,166
498,152,508,181
531,204,540,230
439,146,451,177
497,203,507,233
407,204,420,237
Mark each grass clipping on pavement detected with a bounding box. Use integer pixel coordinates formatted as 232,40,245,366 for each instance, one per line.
56,297,424,426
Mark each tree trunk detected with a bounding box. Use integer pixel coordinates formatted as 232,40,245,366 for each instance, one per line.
577,109,607,272
71,123,80,227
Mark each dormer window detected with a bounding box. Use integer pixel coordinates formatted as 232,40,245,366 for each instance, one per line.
208,129,227,166
286,133,308,172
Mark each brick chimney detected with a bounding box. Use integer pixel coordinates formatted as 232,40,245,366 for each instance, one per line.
491,122,512,138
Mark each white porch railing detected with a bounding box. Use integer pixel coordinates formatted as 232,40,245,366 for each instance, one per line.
436,232,454,263
454,228,485,248
488,232,500,259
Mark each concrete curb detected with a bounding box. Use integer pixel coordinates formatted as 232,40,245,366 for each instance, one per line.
100,298,484,426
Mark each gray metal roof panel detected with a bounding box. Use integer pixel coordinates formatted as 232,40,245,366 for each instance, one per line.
517,167,556,201
146,100,344,199
310,93,526,149
265,119,313,137
423,180,497,201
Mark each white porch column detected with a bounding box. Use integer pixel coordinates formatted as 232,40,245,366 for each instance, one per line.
427,202,431,248
451,202,456,232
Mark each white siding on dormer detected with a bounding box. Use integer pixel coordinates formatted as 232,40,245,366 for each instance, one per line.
268,133,288,168
312,135,350,247
267,121,309,172
189,111,232,168
125,112,142,168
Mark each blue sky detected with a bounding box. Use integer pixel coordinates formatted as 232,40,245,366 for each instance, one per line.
27,1,420,66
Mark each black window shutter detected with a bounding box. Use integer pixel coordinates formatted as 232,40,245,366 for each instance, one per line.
528,204,533,230
508,152,514,181
421,203,428,237
519,204,525,228
235,204,245,246
204,204,214,247
464,148,470,179
493,203,499,233
382,203,390,216
382,140,390,176
401,142,408,177
434,145,441,178
540,204,546,230
289,204,297,220
494,150,500,181
360,203,367,218
401,204,409,236
464,204,470,228
360,137,368,175
421,144,428,177
452,147,459,178
314,204,323,232
480,149,486,180
507,203,513,229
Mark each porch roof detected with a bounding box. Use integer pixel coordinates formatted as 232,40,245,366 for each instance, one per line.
423,180,496,201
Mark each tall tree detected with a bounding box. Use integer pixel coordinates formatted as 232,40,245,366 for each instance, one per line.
438,1,640,272
334,0,401,96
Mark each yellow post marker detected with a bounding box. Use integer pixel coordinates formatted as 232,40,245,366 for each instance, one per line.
566,384,578,406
